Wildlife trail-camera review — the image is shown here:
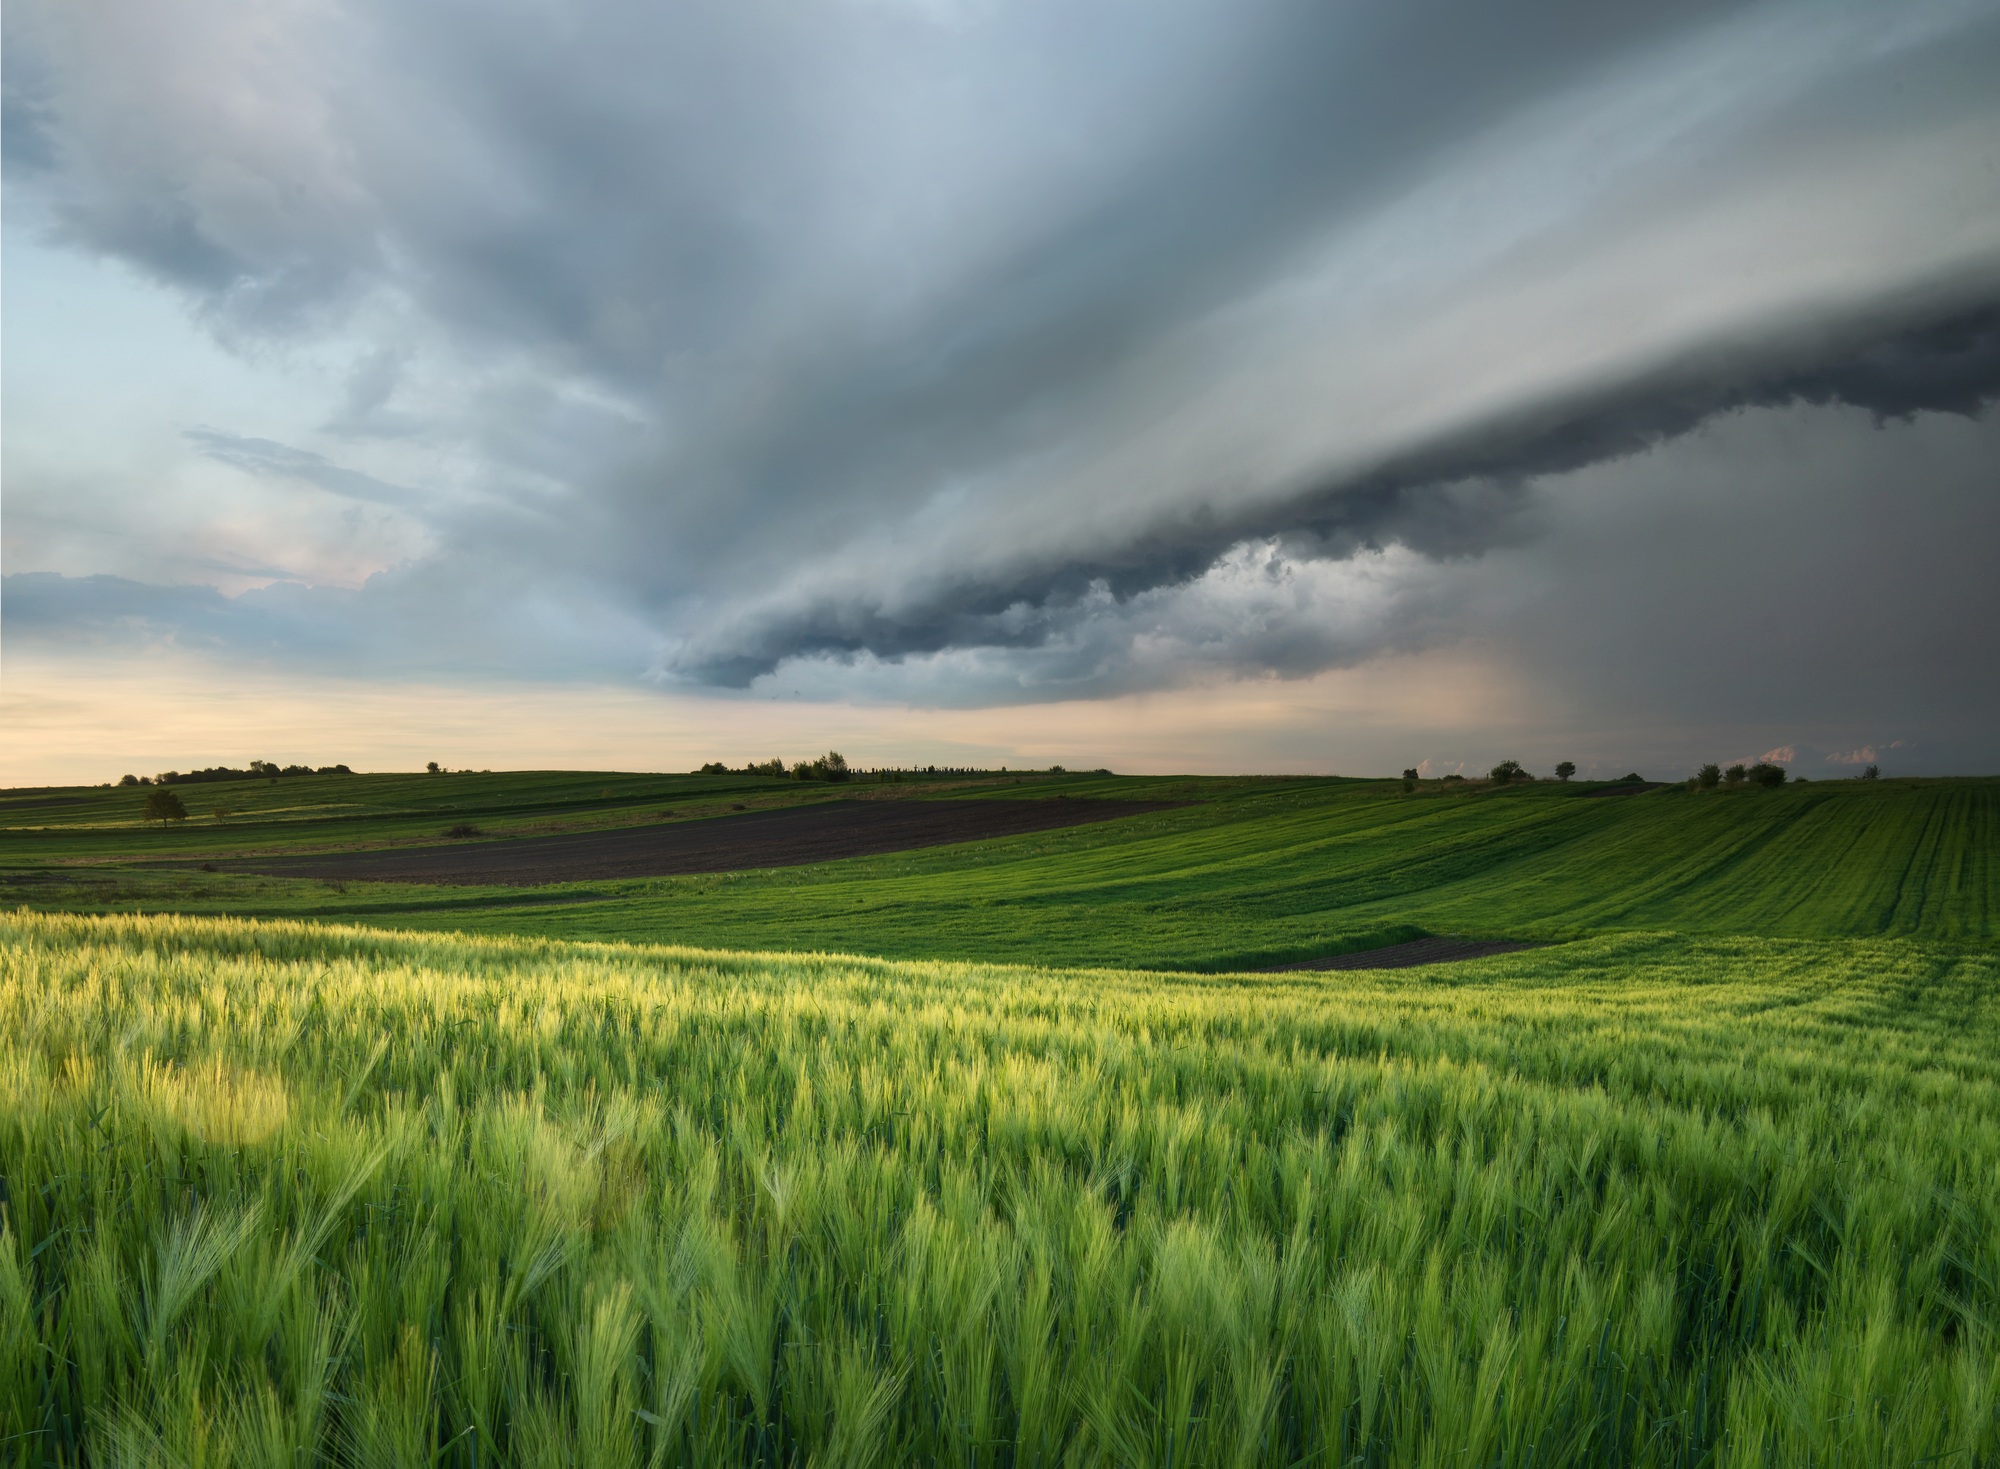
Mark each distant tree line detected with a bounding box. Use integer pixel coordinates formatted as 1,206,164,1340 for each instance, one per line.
1398,761,1645,790
692,753,852,781
120,761,352,787
1690,761,1787,791
696,757,1095,781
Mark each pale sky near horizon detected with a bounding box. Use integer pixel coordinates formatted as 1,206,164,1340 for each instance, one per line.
6,0,1999,785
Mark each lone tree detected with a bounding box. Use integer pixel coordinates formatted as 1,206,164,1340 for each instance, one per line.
1554,761,1576,782
143,788,188,829
1489,759,1525,784
1401,768,1420,781
426,761,442,775
1861,763,1881,780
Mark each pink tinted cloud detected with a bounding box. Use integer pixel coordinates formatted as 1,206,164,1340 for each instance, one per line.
1826,739,1912,766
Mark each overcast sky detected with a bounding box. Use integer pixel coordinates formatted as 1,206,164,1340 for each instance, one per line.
5,0,1998,782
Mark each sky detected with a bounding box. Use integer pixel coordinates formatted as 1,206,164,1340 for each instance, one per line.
5,0,1999,785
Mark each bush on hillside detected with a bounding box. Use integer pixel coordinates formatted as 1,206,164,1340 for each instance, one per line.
1696,763,1722,790
1747,762,1786,789
142,789,188,828
1489,759,1526,784
1555,761,1576,782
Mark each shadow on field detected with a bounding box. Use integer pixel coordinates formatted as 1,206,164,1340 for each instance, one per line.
209,797,1188,886
1261,936,1545,971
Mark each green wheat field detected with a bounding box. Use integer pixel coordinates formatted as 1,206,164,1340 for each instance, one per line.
3,773,1997,1464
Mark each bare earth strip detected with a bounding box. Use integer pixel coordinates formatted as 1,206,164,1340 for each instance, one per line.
212,798,1185,886
1261,936,1544,971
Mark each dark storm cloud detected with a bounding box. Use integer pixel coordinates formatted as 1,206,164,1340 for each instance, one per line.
6,0,2000,701
664,290,2000,685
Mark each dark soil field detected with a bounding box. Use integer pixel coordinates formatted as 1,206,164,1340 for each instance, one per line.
1262,936,1544,969
214,796,1183,885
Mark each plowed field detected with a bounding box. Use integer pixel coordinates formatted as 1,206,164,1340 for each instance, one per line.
217,796,1182,885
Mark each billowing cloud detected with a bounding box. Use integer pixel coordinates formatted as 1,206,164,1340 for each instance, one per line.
5,0,2000,765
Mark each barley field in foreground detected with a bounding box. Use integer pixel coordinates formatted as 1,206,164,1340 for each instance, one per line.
4,912,1997,1466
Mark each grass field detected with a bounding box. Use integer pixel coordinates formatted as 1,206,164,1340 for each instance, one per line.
5,773,1997,1463
7,911,1997,1466
2,772,1993,968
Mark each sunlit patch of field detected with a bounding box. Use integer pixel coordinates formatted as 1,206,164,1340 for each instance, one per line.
5,912,1996,1465
8,774,1990,971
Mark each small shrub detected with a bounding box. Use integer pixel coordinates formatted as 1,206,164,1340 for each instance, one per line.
698,762,728,774
1747,762,1786,789
1861,764,1880,780
444,823,483,839
1696,763,1721,790
1489,759,1525,785
1724,764,1748,787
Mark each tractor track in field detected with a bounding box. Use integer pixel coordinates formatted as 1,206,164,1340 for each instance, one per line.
205,797,1188,886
